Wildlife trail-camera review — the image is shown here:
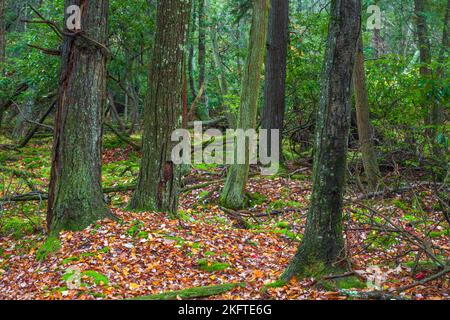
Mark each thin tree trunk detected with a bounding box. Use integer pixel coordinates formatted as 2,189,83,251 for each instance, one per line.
188,0,197,100
107,91,126,132
210,25,235,128
47,0,111,233
261,0,289,157
130,0,191,214
282,0,361,281
220,0,269,210
414,0,435,142
196,0,209,120
0,0,6,127
353,34,381,191
432,0,449,159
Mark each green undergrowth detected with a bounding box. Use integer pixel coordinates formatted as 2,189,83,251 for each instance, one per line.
36,236,61,261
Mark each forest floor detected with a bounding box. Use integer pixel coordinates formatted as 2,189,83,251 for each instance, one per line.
0,135,449,300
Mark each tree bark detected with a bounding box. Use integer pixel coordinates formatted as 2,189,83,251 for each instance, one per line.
261,0,289,157
414,0,432,77
353,34,381,191
210,25,235,128
130,0,191,214
0,0,6,126
47,0,111,233
414,0,436,143
188,0,197,101
196,0,209,120
432,0,449,159
220,0,269,210
0,0,5,70
282,0,361,281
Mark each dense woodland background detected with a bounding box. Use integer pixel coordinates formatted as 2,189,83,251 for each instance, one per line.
0,0,448,300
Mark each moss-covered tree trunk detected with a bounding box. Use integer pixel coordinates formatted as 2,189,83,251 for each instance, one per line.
129,0,191,214
0,0,6,126
281,0,361,281
353,34,381,191
47,0,110,233
261,0,289,157
220,0,269,210
196,0,209,120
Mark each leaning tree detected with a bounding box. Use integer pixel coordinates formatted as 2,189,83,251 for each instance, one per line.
47,0,111,232
281,0,362,280
129,0,191,214
220,0,269,210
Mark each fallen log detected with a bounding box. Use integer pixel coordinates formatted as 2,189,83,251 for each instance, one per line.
187,116,227,129
1,179,226,203
131,282,245,300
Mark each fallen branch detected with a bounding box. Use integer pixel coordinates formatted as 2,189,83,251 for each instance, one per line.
220,207,251,229
18,101,57,148
341,266,450,300
104,122,142,151
1,179,226,203
352,182,449,201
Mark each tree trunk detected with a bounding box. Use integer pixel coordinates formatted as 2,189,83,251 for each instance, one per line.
0,0,6,127
196,0,209,120
210,25,235,128
188,0,197,101
47,0,110,233
282,0,361,281
220,0,269,210
261,0,289,158
414,0,435,142
130,0,191,214
353,34,381,191
432,0,449,159
414,0,432,77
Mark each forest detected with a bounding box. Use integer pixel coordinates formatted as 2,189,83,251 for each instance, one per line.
0,0,448,302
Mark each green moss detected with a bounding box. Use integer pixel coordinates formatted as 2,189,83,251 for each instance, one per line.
132,283,245,300
245,192,268,207
0,216,36,239
81,270,109,286
335,277,367,290
261,280,287,293
269,200,302,211
36,236,61,261
197,258,230,272
126,220,145,237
